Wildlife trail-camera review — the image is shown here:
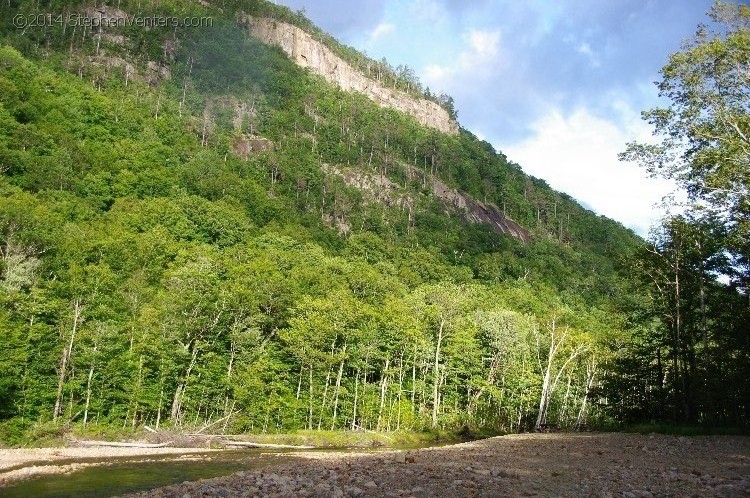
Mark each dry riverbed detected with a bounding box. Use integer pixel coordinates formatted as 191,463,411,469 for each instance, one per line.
126,433,750,497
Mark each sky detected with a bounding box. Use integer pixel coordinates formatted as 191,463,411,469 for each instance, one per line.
274,0,718,236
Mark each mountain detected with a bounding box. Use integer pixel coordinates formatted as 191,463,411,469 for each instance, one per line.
0,0,658,442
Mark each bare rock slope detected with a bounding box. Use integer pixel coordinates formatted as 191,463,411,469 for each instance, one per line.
243,17,459,135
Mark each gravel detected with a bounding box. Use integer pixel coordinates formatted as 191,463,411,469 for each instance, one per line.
125,432,750,497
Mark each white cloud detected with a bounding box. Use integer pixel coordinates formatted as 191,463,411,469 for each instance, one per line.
410,0,447,24
500,107,679,236
423,64,452,89
577,42,600,67
369,22,395,42
466,29,501,61
422,28,502,93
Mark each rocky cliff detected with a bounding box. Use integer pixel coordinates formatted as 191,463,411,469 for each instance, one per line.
323,163,530,242
243,17,459,135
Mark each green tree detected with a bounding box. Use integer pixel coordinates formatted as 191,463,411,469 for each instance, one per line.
620,1,750,286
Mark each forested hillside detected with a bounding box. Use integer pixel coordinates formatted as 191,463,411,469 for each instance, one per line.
0,0,746,444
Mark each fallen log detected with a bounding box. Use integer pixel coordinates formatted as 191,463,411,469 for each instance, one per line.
222,441,315,449
72,440,173,448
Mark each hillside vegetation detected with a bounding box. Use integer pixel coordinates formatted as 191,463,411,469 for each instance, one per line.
0,0,746,444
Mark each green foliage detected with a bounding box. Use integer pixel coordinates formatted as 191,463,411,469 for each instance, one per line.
1,0,743,445
612,1,750,428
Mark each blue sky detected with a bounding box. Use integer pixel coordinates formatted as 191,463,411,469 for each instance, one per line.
275,0,718,235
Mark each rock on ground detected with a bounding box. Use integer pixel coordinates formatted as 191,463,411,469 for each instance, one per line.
125,433,750,497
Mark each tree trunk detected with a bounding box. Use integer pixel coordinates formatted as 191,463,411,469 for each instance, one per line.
535,322,556,430
396,351,404,431
432,318,445,428
83,344,97,428
377,358,390,431
317,365,333,430
330,344,347,430
535,319,584,430
54,299,83,422
351,369,360,430
171,344,199,424
576,358,596,430
308,364,314,430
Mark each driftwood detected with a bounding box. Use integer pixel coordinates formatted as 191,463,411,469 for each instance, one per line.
194,412,236,435
72,439,173,448
351,424,393,441
221,441,315,449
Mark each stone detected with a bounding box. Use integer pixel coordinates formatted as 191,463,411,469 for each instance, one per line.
344,485,364,497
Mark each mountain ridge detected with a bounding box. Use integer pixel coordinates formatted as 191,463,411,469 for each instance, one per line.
241,15,459,135
0,0,654,443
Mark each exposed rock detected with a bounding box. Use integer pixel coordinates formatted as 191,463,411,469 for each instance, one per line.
427,172,530,242
85,56,169,86
242,17,459,136
322,163,530,242
82,6,129,24
146,60,170,81
232,134,274,159
100,33,128,46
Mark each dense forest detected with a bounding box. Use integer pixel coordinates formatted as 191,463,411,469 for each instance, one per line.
0,0,747,444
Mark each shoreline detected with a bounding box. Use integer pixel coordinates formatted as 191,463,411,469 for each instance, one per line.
127,433,750,497
0,446,220,486
3,433,749,496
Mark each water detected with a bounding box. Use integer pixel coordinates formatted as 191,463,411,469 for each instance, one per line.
1,450,296,498
1,443,449,498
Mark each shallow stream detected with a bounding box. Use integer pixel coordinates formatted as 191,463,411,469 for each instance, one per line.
2,442,445,497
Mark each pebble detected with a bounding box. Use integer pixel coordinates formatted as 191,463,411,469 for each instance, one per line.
345,485,363,497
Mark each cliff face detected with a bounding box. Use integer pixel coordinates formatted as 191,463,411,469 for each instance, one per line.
323,162,530,242
243,17,459,135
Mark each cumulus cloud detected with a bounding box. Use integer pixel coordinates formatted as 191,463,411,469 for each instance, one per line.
501,107,679,235
275,0,386,40
369,22,395,42
410,0,448,25
576,42,600,67
465,29,501,62
423,28,502,93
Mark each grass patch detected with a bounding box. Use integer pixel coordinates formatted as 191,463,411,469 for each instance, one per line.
220,427,500,448
619,422,750,436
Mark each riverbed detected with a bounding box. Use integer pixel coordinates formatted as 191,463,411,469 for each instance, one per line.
0,447,301,497
130,433,750,497
3,433,749,497
0,441,444,497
